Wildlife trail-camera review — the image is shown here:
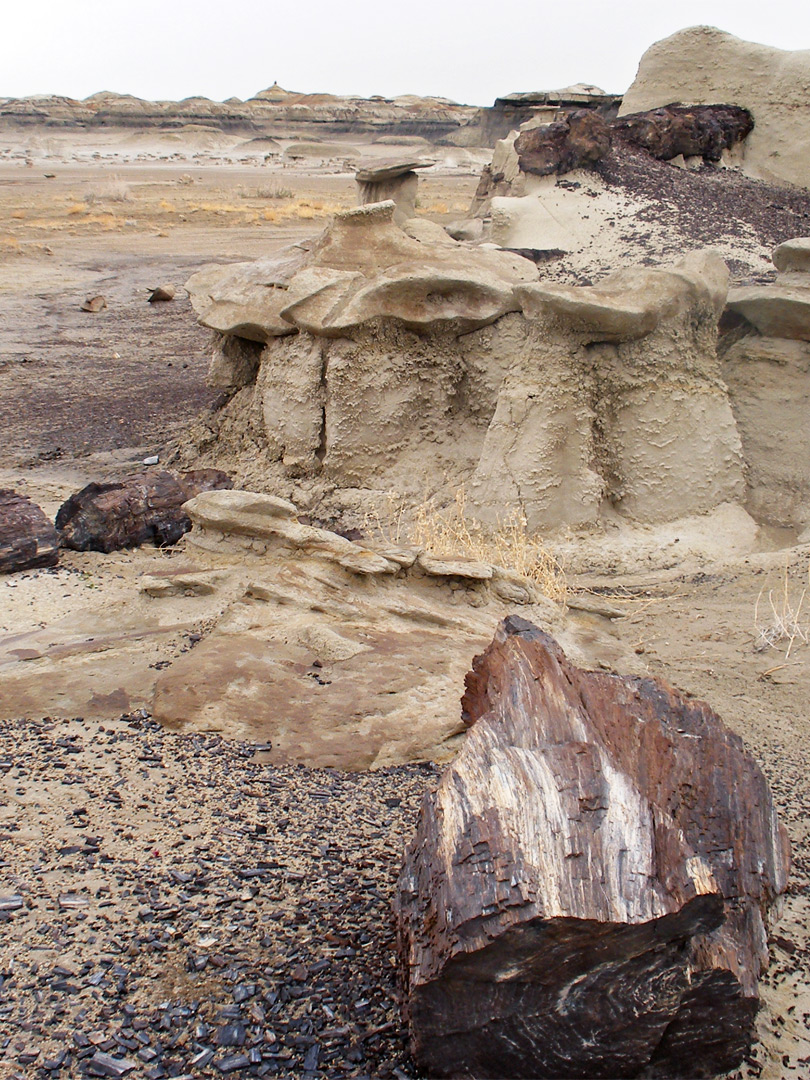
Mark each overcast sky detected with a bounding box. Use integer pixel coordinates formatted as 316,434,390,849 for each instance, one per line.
3,0,808,106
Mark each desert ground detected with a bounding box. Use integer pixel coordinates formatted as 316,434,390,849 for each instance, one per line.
1,126,810,1079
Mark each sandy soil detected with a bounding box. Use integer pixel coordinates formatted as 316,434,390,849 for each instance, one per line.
1,141,809,1078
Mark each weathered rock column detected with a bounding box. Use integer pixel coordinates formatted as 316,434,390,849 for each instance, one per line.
396,616,789,1079
355,157,433,222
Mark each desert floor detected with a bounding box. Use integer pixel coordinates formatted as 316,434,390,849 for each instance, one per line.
1,147,809,1079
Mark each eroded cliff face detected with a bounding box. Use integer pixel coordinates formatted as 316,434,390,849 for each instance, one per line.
183,201,744,533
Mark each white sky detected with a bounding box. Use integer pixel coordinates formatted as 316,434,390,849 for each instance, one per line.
2,0,809,106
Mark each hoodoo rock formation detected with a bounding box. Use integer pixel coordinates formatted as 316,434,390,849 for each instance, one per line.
723,237,810,530
185,201,744,532
396,616,790,1079
619,26,810,190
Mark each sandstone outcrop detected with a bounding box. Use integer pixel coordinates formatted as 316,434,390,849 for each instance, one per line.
396,616,790,1079
723,237,810,529
0,491,59,574
56,469,232,553
619,27,810,190
185,205,743,532
149,489,607,769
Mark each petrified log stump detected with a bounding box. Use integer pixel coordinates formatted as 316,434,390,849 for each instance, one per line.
396,616,789,1079
56,469,232,553
0,490,59,573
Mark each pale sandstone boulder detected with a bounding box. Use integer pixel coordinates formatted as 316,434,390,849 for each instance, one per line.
619,26,810,190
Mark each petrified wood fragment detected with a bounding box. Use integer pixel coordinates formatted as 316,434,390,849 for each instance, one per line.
614,103,753,162
56,469,232,553
396,616,789,1079
514,109,612,176
0,490,59,573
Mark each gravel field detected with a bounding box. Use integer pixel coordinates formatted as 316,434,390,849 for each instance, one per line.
0,712,438,1079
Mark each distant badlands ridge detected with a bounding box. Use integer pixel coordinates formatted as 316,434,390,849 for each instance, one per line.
0,83,620,145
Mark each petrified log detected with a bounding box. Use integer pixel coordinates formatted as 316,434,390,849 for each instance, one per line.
56,469,232,553
613,104,753,163
514,109,612,176
396,616,789,1079
0,490,59,573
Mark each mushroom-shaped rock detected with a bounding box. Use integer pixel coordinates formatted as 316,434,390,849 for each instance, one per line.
0,490,59,573
355,157,434,222
518,251,728,342
185,243,314,342
396,616,789,1080
773,237,810,276
727,286,810,341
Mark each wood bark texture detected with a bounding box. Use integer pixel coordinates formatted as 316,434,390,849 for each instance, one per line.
396,616,790,1079
0,490,59,573
56,469,232,553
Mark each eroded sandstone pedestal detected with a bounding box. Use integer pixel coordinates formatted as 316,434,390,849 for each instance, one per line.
396,617,789,1079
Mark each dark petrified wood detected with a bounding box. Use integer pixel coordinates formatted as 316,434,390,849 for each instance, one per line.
514,109,612,176
396,616,789,1079
613,104,754,163
0,490,60,573
56,469,232,553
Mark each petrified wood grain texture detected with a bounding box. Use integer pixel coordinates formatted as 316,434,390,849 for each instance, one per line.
396,616,789,1079
56,469,232,553
0,490,59,573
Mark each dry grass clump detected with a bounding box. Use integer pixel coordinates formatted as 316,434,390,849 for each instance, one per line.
366,488,567,604
754,561,810,659
246,184,294,200
85,178,131,204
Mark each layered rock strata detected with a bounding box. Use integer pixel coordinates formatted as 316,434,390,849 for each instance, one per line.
396,616,790,1079
150,489,591,769
185,203,743,531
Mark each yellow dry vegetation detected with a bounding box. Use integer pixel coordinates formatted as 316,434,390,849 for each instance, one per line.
366,488,567,604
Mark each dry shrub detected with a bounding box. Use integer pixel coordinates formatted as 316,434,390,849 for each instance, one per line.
159,199,177,212
250,185,294,200
11,209,26,220
67,202,87,215
366,488,567,604
262,208,280,223
86,178,131,204
754,561,809,658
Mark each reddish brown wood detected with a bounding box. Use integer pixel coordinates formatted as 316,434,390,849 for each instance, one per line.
0,490,59,573
396,616,789,1079
56,469,231,553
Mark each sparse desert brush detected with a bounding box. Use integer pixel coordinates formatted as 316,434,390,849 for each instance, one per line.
249,185,294,200
86,178,131,204
754,559,810,658
0,236,21,254
11,209,26,220
67,202,87,215
421,201,449,215
366,488,567,604
159,199,177,213
262,208,280,223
